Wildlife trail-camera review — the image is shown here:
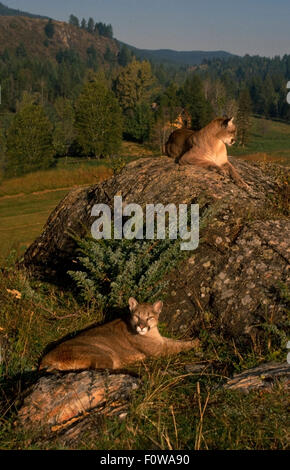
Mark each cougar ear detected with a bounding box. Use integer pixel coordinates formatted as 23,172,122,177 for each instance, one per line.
129,297,138,312
152,300,163,316
222,117,234,128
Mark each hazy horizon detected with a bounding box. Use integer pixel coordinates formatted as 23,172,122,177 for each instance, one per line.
3,0,290,57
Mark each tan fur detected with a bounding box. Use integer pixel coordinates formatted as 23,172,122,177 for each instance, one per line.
39,298,199,372
165,128,195,161
166,117,249,189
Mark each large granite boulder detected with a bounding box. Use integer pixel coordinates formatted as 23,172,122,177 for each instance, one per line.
22,156,289,343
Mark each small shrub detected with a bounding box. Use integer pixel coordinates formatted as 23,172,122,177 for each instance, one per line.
68,235,189,314
68,207,214,314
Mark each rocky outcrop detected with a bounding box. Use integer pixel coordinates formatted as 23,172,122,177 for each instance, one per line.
163,217,289,340
224,362,290,392
22,156,289,343
17,371,139,433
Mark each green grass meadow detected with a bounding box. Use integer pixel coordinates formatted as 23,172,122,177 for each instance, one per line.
0,189,70,260
0,141,155,261
232,116,290,164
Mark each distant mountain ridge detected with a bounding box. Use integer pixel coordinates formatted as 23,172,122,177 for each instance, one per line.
122,43,237,66
0,1,49,19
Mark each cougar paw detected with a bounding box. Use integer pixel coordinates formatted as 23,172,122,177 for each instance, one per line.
190,338,201,349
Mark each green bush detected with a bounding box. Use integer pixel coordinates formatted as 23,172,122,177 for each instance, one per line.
5,104,54,177
68,206,215,313
68,235,189,313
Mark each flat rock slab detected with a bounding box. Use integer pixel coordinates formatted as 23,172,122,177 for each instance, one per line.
224,362,290,392
17,371,139,432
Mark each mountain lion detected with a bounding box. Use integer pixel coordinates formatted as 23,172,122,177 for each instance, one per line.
39,298,199,372
165,117,249,189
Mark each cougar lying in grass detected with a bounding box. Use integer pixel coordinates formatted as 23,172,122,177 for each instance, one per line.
165,117,249,189
39,298,199,372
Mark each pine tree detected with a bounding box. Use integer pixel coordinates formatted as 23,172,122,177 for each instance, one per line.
75,79,123,157
104,47,115,63
150,84,180,153
81,18,87,29
95,22,113,38
86,45,98,69
236,89,252,147
124,102,154,142
250,76,265,115
69,14,80,28
263,75,278,118
180,75,212,130
115,59,155,111
53,98,75,156
5,104,54,176
87,17,95,34
105,24,113,38
16,43,27,57
161,82,180,123
44,19,55,39
118,45,132,67
16,91,40,111
0,125,6,182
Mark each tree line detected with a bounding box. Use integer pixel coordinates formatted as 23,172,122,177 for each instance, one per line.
1,33,290,179
0,55,254,179
69,14,113,39
200,54,290,122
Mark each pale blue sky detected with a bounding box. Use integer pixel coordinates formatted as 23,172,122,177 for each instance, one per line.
4,0,290,56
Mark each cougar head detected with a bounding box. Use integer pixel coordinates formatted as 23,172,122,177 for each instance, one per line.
128,297,163,336
217,117,236,146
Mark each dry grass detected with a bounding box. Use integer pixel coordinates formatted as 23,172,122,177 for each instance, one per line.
0,165,112,197
231,117,290,164
121,141,155,157
238,152,289,165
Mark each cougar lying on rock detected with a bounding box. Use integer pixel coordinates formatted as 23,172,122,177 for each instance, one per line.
39,298,199,372
165,117,249,189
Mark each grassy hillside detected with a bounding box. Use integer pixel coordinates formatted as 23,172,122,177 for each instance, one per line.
0,15,118,61
0,1,48,19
